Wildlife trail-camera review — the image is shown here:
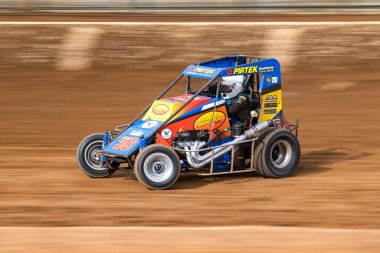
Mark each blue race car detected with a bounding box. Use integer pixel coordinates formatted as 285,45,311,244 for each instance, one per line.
77,55,300,189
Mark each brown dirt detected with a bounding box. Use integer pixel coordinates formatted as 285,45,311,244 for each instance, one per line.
0,15,379,252
0,68,379,229
1,226,380,253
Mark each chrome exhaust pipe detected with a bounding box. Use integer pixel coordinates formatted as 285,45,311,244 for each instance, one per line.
186,120,271,169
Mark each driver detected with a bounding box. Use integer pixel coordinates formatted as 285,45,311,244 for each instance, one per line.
221,75,250,124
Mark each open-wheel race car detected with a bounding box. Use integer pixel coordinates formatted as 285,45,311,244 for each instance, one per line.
77,55,300,189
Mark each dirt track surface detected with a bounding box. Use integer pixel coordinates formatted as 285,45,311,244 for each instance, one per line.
1,226,380,253
0,15,380,252
1,68,379,229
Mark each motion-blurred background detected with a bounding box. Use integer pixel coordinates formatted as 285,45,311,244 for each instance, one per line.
0,1,380,253
1,0,380,13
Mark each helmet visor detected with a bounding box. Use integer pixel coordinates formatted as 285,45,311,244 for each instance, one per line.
221,83,235,93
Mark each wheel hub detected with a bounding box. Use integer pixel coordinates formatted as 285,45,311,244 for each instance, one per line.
270,140,292,169
153,162,165,172
143,153,174,183
84,140,107,171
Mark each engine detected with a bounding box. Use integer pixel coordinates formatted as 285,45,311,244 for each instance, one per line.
172,120,272,169
172,130,209,148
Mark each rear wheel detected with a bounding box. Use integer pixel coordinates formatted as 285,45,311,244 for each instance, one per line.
135,144,180,190
77,133,115,178
254,128,300,178
252,128,277,176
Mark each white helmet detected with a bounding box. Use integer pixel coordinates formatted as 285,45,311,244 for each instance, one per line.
221,75,245,99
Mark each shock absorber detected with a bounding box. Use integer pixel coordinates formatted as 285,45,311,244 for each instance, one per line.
232,122,246,170
101,131,110,165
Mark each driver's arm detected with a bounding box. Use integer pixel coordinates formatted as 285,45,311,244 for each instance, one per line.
228,95,248,115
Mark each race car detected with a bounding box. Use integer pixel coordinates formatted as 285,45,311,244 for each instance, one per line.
77,55,300,189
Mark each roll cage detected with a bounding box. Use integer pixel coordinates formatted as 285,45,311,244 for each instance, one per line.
115,55,282,138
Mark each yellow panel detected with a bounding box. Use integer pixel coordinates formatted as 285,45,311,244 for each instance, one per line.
143,100,183,122
258,90,283,122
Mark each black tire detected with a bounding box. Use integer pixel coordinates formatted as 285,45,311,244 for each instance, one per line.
252,127,277,176
77,133,115,178
254,128,300,178
135,144,180,190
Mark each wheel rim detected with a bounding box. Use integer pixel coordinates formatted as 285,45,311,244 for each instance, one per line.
84,140,106,171
143,153,173,183
270,140,292,169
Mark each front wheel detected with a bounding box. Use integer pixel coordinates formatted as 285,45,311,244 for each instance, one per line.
77,133,115,178
135,144,180,190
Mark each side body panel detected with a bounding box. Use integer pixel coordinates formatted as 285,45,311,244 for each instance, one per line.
143,94,212,122
104,119,163,156
104,95,231,157
156,104,231,146
258,89,282,122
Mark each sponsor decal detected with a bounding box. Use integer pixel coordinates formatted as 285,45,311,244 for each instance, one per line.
152,104,169,115
271,76,278,84
264,109,277,115
194,111,226,130
141,121,158,129
231,65,275,75
259,66,275,73
112,136,138,152
179,131,190,137
187,66,216,77
266,76,272,84
227,68,233,76
265,95,278,102
161,128,172,139
233,66,258,75
129,129,144,137
264,103,278,108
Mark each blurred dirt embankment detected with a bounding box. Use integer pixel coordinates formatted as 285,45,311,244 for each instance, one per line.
0,21,379,73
